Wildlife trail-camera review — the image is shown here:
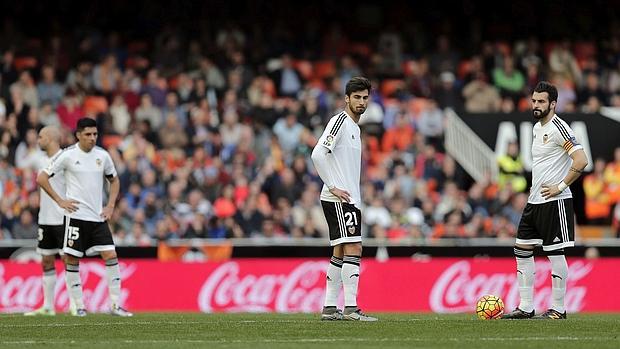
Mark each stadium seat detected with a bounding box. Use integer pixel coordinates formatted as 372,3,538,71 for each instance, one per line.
457,60,472,80
102,135,123,149
83,96,109,115
13,56,37,70
293,60,313,80
380,79,404,98
313,60,336,79
349,42,371,58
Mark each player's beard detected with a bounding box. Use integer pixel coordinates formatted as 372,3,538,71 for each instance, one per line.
532,105,551,119
349,102,366,116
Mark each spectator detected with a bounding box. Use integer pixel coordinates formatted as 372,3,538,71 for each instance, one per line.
583,158,612,224
37,65,64,107
462,72,501,112
92,54,121,94
11,210,37,239
270,53,304,98
497,141,527,193
492,55,525,104
604,147,620,204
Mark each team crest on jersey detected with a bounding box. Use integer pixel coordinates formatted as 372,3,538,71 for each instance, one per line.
347,226,356,235
67,240,74,247
543,134,549,144
96,158,102,167
323,135,334,147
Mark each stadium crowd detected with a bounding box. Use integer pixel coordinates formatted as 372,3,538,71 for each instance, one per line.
2,10,620,244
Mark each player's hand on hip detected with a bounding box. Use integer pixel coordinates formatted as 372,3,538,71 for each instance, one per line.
59,199,80,213
329,187,351,203
541,184,561,199
101,206,114,220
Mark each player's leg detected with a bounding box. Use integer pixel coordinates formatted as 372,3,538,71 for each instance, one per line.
24,254,56,316
341,242,376,321
534,198,574,319
94,219,133,317
26,226,61,316
503,203,539,319
319,201,344,320
321,244,344,320
63,218,87,316
64,254,86,316
40,255,57,311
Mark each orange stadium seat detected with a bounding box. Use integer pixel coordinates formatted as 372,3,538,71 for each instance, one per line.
348,42,371,58
294,60,313,80
313,60,336,79
102,135,123,149
380,79,404,98
457,60,472,80
13,56,37,70
83,95,109,115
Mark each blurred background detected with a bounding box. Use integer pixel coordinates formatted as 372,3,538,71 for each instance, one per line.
1,0,620,256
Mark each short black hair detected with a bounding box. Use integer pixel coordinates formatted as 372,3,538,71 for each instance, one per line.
76,117,97,132
345,76,371,96
534,81,558,103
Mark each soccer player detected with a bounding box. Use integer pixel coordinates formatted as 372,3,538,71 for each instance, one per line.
311,77,378,321
25,126,86,316
37,118,133,317
502,81,588,320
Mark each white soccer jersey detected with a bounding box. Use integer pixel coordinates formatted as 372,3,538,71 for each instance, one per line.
38,150,65,225
316,111,362,207
528,114,583,204
44,143,117,222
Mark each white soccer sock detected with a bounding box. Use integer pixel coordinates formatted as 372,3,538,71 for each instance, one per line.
342,255,361,308
514,247,535,313
105,258,121,306
65,264,85,309
324,256,343,308
42,269,56,310
548,254,568,313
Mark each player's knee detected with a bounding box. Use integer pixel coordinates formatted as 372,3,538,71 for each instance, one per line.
100,250,117,261
343,242,362,256
64,254,79,265
41,256,56,271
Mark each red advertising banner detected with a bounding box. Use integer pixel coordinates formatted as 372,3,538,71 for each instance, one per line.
0,258,615,313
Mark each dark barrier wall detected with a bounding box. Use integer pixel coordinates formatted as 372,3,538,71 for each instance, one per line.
456,112,620,224
2,245,620,259
458,112,620,163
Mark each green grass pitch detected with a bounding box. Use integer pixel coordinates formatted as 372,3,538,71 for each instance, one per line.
1,313,619,349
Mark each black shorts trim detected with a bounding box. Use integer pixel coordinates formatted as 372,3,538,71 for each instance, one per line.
321,201,362,246
516,198,575,251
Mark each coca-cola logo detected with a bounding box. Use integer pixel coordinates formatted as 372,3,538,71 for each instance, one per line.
0,262,136,313
429,260,592,313
198,261,326,313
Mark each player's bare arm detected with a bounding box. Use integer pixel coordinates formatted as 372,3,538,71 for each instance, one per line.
36,172,79,213
541,149,588,199
101,175,120,220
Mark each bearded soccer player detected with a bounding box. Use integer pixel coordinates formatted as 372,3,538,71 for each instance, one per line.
502,81,588,320
37,118,132,317
25,126,86,316
311,77,377,321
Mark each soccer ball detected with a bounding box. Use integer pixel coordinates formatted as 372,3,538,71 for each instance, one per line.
476,295,505,320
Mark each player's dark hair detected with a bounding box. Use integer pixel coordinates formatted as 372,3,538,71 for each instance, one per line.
76,117,97,132
534,81,558,103
345,77,371,96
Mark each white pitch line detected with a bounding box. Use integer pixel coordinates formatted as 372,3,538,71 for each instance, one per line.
1,336,617,345
0,318,431,329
